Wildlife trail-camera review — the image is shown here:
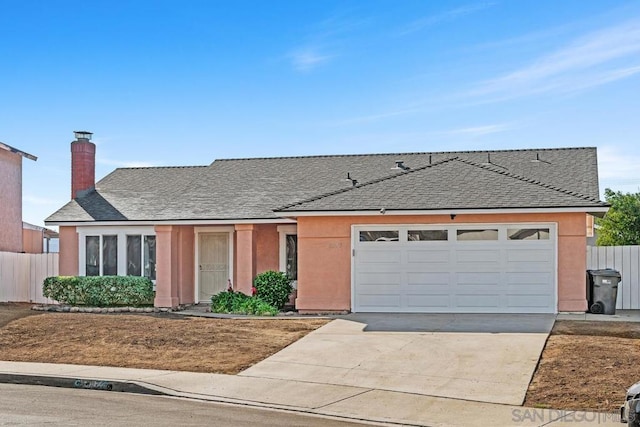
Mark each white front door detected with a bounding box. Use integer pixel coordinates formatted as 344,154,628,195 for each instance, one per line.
198,233,229,302
352,224,557,313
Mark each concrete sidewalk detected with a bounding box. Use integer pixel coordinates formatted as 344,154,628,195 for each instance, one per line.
0,361,621,426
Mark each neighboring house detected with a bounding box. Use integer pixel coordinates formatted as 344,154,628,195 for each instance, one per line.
0,141,37,253
22,222,59,254
586,214,597,246
46,131,609,314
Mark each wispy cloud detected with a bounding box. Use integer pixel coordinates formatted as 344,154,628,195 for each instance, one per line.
435,123,513,137
329,107,426,126
399,2,497,35
466,19,640,102
289,49,334,72
597,145,640,181
97,157,157,168
287,14,370,72
23,195,59,205
597,145,640,195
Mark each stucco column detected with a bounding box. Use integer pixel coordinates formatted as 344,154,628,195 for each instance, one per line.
177,225,195,305
235,224,256,295
557,235,588,312
154,225,179,308
557,213,589,312
58,226,79,276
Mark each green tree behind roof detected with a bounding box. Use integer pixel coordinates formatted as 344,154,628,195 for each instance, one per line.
596,189,640,246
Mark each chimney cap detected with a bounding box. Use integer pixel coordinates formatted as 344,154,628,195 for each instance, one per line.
74,131,93,141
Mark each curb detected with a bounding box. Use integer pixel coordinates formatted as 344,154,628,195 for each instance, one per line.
0,373,404,426
0,373,166,396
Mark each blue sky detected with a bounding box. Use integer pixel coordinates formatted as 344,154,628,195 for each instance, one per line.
1,0,639,227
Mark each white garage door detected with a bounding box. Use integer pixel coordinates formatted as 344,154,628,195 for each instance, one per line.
352,224,556,313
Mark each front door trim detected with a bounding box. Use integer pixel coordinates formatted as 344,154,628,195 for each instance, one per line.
194,226,234,303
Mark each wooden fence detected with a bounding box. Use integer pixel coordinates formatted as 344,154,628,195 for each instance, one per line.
587,246,640,310
0,252,58,303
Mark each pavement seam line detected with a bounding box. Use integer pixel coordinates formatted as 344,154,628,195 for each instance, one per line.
238,372,523,407
537,410,576,427
312,388,375,410
241,360,527,387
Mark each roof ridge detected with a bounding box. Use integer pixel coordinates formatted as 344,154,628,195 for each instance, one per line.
0,141,37,161
275,157,458,211
457,158,606,204
216,147,595,162
115,165,209,170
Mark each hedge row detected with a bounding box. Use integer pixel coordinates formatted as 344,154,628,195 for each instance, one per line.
43,276,154,307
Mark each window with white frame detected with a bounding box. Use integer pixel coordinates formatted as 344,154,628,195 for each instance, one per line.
277,225,297,284
126,235,157,280
79,227,156,279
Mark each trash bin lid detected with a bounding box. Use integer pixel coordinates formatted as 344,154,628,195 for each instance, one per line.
589,268,621,278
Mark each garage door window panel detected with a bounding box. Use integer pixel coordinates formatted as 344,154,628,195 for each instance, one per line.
408,230,448,241
359,230,399,242
456,229,499,241
508,228,550,240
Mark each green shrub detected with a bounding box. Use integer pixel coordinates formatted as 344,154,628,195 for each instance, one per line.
253,270,293,310
210,290,278,316
211,290,248,313
43,276,154,307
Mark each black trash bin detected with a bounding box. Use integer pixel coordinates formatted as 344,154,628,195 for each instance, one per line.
586,269,621,315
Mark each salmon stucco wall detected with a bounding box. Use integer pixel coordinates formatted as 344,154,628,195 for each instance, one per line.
255,224,279,274
233,223,287,294
0,149,23,252
58,226,79,275
177,225,195,305
235,224,257,294
154,225,196,307
22,228,44,254
295,212,588,313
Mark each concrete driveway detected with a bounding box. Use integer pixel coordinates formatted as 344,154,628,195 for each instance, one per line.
239,313,554,405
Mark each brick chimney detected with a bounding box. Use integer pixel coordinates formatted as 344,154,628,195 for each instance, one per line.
71,131,96,199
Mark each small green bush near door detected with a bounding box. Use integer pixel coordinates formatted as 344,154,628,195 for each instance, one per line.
43,276,154,307
210,290,278,316
253,270,293,310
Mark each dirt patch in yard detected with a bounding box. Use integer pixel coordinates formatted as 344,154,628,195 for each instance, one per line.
0,312,329,374
0,303,41,328
525,320,640,413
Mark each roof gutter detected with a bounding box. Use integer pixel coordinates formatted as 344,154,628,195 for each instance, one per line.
274,206,610,218
45,218,297,227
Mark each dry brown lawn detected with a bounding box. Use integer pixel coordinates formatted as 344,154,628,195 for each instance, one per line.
0,303,40,328
0,309,329,374
525,320,640,413
3,304,638,412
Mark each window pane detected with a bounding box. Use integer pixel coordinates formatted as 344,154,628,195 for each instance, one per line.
127,235,142,276
408,230,448,241
103,235,118,275
456,229,498,241
359,231,399,242
508,228,550,240
144,236,156,280
86,236,100,276
286,234,297,280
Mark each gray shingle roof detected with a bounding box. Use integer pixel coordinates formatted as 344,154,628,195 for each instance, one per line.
45,147,604,223
276,157,608,212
